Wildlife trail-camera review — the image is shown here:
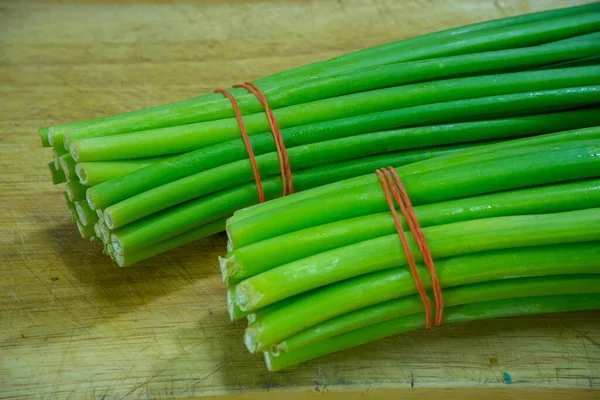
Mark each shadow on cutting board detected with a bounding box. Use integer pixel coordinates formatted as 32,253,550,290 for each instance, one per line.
142,311,598,395
40,222,228,326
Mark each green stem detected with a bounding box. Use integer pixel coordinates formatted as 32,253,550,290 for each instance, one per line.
104,105,600,229
102,140,485,230
538,55,600,70
223,179,600,282
227,134,600,248
94,218,111,244
74,200,98,227
70,66,600,161
46,3,599,147
235,208,600,312
114,145,495,265
39,127,50,147
268,245,600,352
263,36,600,110
76,220,96,240
227,285,250,321
58,153,76,181
87,86,600,211
228,106,600,230
65,180,87,202
114,218,226,267
48,161,66,185
64,35,599,154
113,139,600,258
276,274,600,354
63,192,77,221
75,156,172,186
264,293,600,371
52,147,65,170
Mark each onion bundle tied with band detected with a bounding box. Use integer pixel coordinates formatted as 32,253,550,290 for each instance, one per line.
222,131,600,370
39,3,600,268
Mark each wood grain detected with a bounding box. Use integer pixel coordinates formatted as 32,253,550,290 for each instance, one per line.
0,0,598,398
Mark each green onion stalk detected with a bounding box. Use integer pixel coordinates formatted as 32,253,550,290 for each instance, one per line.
222,136,600,369
38,4,600,265
266,293,600,371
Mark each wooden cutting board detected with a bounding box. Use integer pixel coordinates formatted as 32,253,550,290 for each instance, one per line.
1,0,598,398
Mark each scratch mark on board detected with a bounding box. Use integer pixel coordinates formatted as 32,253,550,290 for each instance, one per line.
121,368,165,399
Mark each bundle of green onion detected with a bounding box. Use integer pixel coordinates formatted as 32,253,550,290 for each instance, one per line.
40,3,600,266
222,130,600,370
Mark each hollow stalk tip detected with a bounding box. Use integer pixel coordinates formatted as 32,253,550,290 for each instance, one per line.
75,164,88,185
58,158,71,181
75,202,88,225
93,222,102,239
103,210,115,230
47,127,56,146
263,351,273,371
219,256,228,282
69,142,80,163
270,343,283,357
244,329,258,353
86,190,96,211
219,255,240,283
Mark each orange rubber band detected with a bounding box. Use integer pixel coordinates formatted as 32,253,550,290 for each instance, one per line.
377,167,444,328
233,82,294,197
214,88,265,203
376,169,432,328
387,167,444,326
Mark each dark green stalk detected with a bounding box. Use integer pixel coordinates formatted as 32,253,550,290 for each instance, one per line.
106,153,431,257
229,116,600,228
86,86,600,211
104,106,600,230
263,35,600,110
114,145,512,265
102,139,485,229
70,66,600,161
109,138,598,257
46,3,600,147
264,294,600,371
538,55,600,69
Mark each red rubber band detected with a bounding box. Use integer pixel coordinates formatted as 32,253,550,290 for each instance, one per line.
376,169,432,328
377,167,444,328
233,82,294,197
214,88,265,203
